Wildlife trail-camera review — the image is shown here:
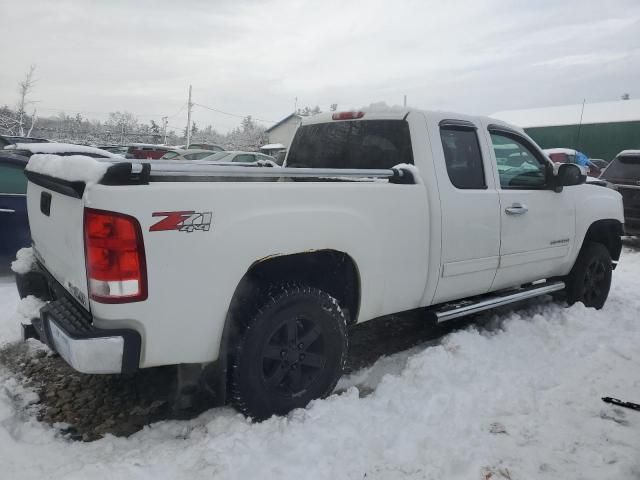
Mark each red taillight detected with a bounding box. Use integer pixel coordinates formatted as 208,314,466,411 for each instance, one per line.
332,111,365,120
84,208,147,303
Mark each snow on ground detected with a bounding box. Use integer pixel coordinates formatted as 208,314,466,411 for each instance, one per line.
1,251,639,479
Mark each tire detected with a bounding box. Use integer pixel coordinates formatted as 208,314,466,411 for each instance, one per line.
230,283,348,420
565,242,612,309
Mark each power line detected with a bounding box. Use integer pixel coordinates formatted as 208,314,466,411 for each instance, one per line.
167,103,187,118
193,102,277,124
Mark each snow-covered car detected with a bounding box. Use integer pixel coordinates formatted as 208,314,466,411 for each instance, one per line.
15,109,624,419
197,150,277,163
161,149,216,161
186,143,225,152
543,147,602,177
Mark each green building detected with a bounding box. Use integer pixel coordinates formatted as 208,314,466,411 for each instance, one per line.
492,99,640,161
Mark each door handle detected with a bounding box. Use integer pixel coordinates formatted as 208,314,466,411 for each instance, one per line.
505,203,528,215
0,208,16,213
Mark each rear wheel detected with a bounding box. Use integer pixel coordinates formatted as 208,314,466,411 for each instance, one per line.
565,242,612,309
230,283,348,420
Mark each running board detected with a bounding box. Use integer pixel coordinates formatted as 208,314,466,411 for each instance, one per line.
429,281,565,323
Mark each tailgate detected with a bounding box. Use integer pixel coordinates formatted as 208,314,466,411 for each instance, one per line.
26,181,89,309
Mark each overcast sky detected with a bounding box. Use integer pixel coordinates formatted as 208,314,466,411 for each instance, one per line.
1,0,638,132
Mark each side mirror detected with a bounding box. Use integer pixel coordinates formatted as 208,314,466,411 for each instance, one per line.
552,163,586,192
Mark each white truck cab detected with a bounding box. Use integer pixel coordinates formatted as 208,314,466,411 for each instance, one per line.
17,108,624,419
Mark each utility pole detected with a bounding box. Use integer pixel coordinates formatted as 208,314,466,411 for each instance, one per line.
403,95,407,107
294,97,298,114
161,116,168,144
186,85,193,148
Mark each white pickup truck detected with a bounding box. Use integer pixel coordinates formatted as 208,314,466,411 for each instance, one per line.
17,109,624,419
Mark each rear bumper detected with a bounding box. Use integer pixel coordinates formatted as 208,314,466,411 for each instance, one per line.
19,267,141,374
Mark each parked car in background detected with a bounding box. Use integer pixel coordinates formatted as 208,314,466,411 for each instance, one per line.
600,150,640,236
159,149,186,160
161,149,216,161
274,150,287,165
0,135,50,148
125,144,176,160
198,150,277,163
543,148,601,177
0,151,30,267
590,159,609,170
98,145,129,157
186,143,225,151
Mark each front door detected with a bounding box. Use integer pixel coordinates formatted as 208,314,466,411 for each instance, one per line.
484,126,575,290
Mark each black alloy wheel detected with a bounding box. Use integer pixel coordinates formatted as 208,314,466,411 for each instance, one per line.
230,283,348,419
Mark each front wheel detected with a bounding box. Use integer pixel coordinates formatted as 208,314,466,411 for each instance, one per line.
230,283,348,420
565,242,612,309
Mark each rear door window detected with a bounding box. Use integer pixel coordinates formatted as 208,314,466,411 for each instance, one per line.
287,120,413,169
440,126,486,189
0,164,27,194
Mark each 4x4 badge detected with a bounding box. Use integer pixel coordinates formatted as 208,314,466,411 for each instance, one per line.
150,211,212,233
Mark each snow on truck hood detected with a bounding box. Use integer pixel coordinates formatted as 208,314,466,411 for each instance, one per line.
25,154,110,184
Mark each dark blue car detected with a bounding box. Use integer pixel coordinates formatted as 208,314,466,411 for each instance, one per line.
0,152,30,269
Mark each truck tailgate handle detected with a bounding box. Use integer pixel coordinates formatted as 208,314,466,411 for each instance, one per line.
505,203,528,215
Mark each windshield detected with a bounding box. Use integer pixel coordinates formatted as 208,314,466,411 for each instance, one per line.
601,156,640,181
286,120,413,169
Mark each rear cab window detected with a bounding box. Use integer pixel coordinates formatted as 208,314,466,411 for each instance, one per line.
287,119,413,169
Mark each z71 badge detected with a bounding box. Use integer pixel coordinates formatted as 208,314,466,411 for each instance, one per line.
150,211,212,233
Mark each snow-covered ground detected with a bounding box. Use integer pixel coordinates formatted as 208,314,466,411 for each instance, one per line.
1,251,639,479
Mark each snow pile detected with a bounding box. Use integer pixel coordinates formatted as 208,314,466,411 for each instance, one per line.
0,250,639,478
11,248,35,275
6,143,117,158
25,154,110,184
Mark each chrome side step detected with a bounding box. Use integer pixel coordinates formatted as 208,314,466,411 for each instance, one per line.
430,280,565,323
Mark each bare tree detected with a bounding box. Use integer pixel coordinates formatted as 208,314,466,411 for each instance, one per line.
26,109,37,136
17,65,37,136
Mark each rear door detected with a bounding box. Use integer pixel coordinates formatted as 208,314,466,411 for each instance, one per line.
483,124,575,290
427,116,501,303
